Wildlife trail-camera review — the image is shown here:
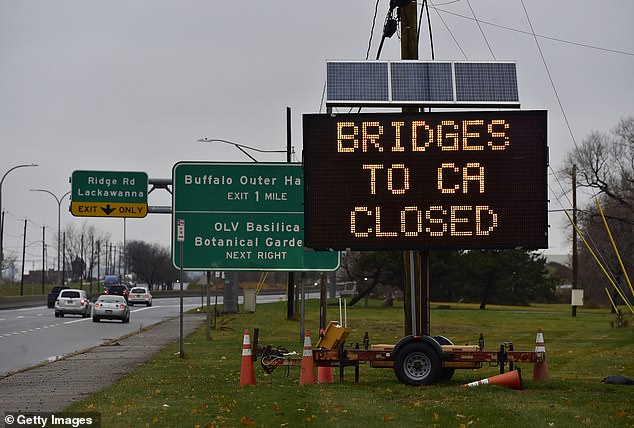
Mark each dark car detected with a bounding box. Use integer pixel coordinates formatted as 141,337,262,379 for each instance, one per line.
47,286,70,308
104,284,129,301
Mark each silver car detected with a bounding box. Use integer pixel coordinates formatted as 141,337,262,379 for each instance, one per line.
128,286,152,307
54,289,91,318
92,295,130,323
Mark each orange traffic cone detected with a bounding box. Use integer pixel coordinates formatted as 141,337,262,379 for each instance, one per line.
239,329,256,386
532,329,549,381
317,329,334,383
300,329,316,385
463,368,523,390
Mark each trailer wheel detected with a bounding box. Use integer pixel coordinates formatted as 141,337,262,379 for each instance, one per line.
394,342,441,386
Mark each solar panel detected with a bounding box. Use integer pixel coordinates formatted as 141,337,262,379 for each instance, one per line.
454,62,519,103
326,61,389,103
325,60,520,108
390,61,453,102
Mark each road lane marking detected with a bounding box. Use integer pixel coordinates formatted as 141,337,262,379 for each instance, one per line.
130,306,153,313
63,318,90,325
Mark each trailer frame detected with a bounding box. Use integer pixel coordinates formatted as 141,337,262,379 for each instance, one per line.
256,322,543,386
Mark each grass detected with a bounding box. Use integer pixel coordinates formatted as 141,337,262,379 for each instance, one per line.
65,299,634,427
0,281,95,297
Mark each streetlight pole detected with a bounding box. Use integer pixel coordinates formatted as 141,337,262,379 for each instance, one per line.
0,163,39,270
30,189,71,276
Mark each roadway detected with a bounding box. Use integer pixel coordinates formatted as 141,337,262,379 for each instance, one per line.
0,292,302,376
0,296,207,376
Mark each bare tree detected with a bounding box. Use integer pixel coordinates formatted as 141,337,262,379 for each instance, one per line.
126,240,177,290
562,117,634,307
564,117,634,211
0,254,17,283
62,222,111,282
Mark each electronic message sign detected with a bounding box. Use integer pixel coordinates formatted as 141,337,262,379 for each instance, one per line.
303,111,548,250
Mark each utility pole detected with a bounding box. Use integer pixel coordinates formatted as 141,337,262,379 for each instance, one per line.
286,106,296,320
80,234,84,289
90,236,94,297
572,164,578,317
399,0,430,336
400,0,418,62
206,270,211,340
62,232,66,286
96,240,100,293
42,226,46,295
20,219,26,296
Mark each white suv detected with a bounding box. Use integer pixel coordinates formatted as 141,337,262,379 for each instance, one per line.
54,289,91,318
128,286,152,306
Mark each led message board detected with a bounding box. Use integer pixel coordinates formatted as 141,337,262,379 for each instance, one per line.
303,111,548,250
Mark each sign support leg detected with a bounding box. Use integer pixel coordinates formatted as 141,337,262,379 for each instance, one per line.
179,241,184,358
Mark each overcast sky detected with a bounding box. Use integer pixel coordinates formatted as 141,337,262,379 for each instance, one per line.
1,0,632,274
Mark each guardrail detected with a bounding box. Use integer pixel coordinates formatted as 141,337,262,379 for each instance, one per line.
0,287,298,310
0,295,47,310
0,291,206,310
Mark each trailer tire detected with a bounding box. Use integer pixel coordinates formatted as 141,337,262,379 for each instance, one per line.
394,342,441,386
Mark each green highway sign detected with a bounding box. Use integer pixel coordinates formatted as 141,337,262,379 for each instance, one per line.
172,162,339,271
70,170,148,218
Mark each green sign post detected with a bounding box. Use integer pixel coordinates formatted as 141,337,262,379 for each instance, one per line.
70,170,148,218
172,162,339,271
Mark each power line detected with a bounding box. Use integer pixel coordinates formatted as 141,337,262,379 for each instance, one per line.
418,0,435,60
431,5,634,57
517,0,621,288
366,0,382,60
429,1,468,59
465,0,495,59
520,0,583,225
429,0,462,5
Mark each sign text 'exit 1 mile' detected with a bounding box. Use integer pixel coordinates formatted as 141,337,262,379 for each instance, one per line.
70,170,148,218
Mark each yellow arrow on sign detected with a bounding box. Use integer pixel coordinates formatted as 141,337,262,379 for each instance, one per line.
71,202,148,218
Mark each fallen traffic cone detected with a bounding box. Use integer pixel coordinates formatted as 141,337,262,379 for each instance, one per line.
318,365,335,383
239,329,256,386
532,328,549,381
317,329,334,383
300,329,316,385
463,368,523,390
